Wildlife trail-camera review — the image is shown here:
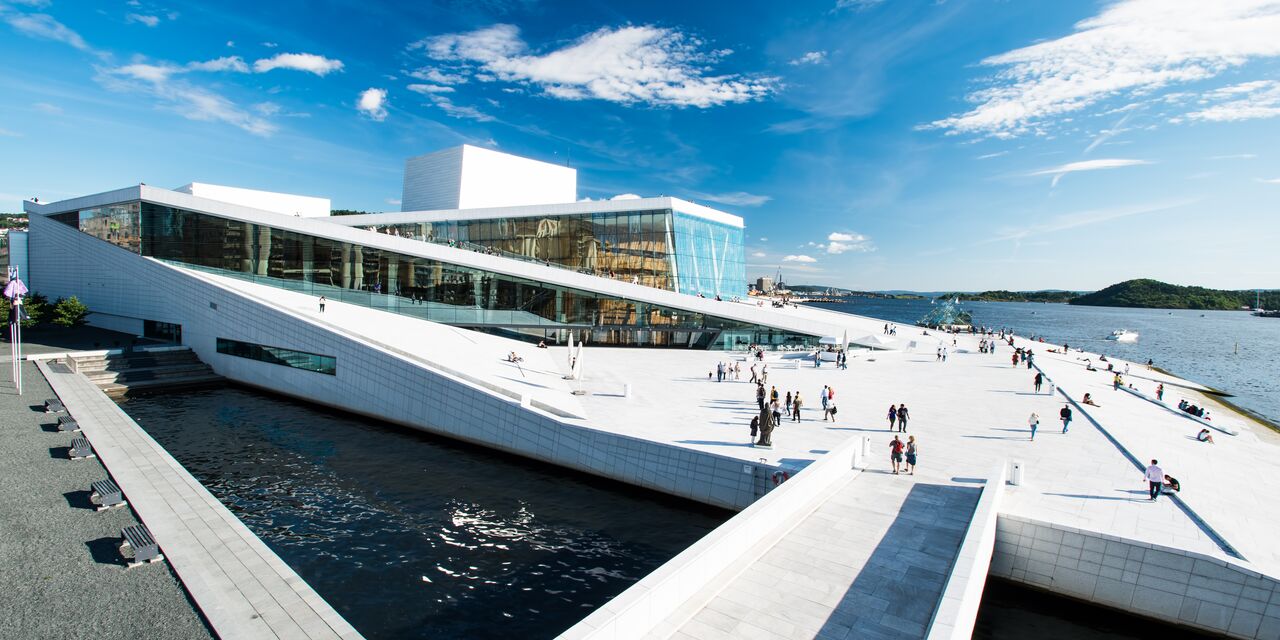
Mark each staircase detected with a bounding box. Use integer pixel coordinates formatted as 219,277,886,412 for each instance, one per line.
68,347,223,397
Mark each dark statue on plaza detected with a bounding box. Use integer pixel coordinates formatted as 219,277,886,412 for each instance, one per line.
756,403,775,447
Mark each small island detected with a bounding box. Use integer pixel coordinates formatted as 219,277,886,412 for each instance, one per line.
1070,279,1279,311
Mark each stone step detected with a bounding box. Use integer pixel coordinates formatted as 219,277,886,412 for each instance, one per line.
99,374,225,398
83,363,215,385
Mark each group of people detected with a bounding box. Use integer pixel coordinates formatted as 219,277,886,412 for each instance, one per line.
886,404,910,431
1027,405,1072,440
712,361,742,382
978,338,999,354
1144,459,1180,501
1178,399,1211,420
1012,347,1035,368
889,435,918,475
882,323,899,336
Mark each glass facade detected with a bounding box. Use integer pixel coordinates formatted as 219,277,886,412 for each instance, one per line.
55,201,813,350
216,337,337,375
366,209,746,298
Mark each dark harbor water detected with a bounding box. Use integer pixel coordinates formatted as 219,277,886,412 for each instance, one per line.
974,579,1218,639
812,298,1280,426
118,386,727,640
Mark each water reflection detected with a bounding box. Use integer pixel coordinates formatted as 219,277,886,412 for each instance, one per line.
120,387,726,639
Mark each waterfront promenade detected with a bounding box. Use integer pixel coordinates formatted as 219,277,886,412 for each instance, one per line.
0,359,214,639
36,360,363,639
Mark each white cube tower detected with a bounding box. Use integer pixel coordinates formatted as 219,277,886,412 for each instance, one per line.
401,145,577,212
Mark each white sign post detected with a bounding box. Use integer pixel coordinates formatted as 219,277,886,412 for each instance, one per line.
5,266,27,395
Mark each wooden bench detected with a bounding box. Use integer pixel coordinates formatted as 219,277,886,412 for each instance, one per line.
90,479,127,511
120,524,164,568
44,398,65,413
69,437,95,460
57,415,80,432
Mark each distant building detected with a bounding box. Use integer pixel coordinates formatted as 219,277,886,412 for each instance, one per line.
756,276,774,293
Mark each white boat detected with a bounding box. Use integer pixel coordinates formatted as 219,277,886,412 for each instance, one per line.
1107,329,1139,343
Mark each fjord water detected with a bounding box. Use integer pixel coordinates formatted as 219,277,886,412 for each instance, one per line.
118,387,726,639
813,298,1280,425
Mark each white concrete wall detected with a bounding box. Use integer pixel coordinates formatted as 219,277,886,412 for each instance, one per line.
992,514,1280,639
926,462,1008,640
402,145,576,212
29,212,774,511
458,145,575,210
559,436,866,640
176,183,330,218
402,146,464,211
86,311,144,336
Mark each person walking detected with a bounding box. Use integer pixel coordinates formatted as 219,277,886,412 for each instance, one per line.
1029,412,1039,441
824,399,837,422
770,398,782,427
942,347,948,362
770,385,779,406
749,363,758,384
1034,372,1043,393
792,392,803,422
887,404,898,430
896,404,909,432
1145,459,1165,501
1156,383,1164,402
756,384,765,410
904,436,917,475
890,436,905,474
820,385,829,413
1060,405,1072,433
318,296,326,313
784,390,793,416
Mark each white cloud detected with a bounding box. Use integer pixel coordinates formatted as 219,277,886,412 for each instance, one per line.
412,24,775,108
0,127,21,137
253,53,344,76
100,63,275,136
988,199,1192,243
751,251,767,258
783,254,817,263
1187,80,1280,122
407,83,456,94
357,88,388,121
8,0,52,7
126,13,160,27
976,151,1008,160
187,56,249,73
1258,178,1280,184
1209,153,1257,160
836,0,885,10
823,231,874,254
1027,158,1152,187
226,40,235,48
409,68,468,85
928,0,1280,137
262,42,278,48
759,237,768,242
33,102,62,114
789,51,827,66
5,12,94,53
386,198,402,206
689,191,772,207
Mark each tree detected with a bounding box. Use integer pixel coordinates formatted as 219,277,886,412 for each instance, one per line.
53,295,89,327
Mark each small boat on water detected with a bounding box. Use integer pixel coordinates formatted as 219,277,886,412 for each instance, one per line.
1107,329,1139,343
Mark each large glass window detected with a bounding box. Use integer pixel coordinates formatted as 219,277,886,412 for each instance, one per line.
216,338,336,375
66,200,809,350
78,203,141,253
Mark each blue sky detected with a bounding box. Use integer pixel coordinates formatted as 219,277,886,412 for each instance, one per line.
1,0,1277,291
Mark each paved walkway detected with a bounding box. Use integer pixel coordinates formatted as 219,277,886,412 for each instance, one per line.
0,360,213,639
663,472,980,640
38,360,363,640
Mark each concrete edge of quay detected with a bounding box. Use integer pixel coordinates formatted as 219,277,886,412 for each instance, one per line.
37,359,365,640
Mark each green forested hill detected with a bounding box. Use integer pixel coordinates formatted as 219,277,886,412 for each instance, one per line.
1070,279,1279,310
